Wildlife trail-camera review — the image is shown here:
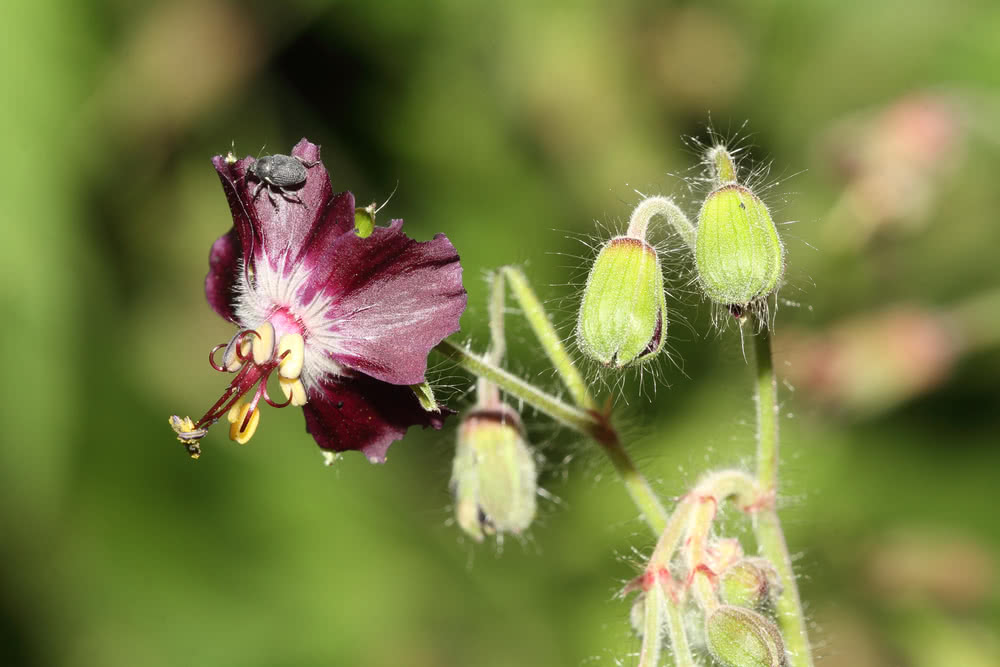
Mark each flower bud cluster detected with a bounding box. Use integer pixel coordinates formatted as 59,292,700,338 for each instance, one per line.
576,143,785,369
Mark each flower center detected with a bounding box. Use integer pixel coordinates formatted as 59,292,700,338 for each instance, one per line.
169,321,307,458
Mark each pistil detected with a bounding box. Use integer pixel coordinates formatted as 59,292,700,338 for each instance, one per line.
169,323,307,458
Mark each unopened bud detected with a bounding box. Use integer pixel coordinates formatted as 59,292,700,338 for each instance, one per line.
576,237,667,367
696,185,784,307
719,559,778,609
706,605,786,667
451,406,537,542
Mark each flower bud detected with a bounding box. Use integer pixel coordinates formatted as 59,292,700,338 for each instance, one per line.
706,605,786,667
719,559,778,609
576,237,667,367
451,405,537,542
696,185,784,307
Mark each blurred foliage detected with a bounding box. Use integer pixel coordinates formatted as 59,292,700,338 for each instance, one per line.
3,0,999,665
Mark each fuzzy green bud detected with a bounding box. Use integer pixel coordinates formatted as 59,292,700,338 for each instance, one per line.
576,237,667,367
696,185,784,307
451,406,537,542
706,605,786,667
719,559,778,609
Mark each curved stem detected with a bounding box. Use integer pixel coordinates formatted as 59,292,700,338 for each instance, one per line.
435,339,668,534
626,196,697,251
646,469,758,573
751,325,814,667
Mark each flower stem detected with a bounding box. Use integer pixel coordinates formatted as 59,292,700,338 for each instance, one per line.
477,270,507,407
662,592,697,667
638,585,665,667
435,338,668,534
751,325,814,667
625,196,697,251
500,266,594,409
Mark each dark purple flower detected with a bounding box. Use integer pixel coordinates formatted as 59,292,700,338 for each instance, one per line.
170,139,466,463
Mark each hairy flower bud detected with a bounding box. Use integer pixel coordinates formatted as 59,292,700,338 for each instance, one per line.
696,185,784,307
576,237,667,367
719,559,778,609
451,405,537,542
706,605,786,667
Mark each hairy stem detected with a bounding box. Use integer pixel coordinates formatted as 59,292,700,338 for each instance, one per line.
626,195,697,251
662,591,697,667
500,266,594,409
637,585,665,667
476,271,507,406
751,325,814,667
435,339,668,533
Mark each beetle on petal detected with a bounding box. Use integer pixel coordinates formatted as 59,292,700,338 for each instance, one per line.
170,138,467,463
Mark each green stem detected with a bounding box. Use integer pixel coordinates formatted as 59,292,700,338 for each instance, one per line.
477,271,507,406
637,585,665,667
625,196,697,251
754,327,779,491
751,325,814,667
500,266,594,409
662,591,696,667
435,339,668,534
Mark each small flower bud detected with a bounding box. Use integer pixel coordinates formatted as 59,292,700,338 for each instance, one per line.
451,406,537,542
696,185,784,307
576,237,667,367
719,559,778,609
706,605,786,667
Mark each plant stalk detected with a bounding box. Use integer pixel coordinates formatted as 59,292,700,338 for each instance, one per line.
435,339,668,534
751,325,814,667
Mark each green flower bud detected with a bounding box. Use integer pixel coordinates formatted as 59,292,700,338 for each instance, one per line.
719,559,778,609
451,406,537,542
576,237,667,367
696,185,784,307
706,605,786,667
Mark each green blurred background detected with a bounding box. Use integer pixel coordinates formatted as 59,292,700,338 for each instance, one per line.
3,1,999,665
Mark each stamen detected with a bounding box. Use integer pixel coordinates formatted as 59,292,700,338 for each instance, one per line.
277,333,305,379
252,322,275,365
279,377,308,406
223,331,254,371
228,400,261,444
170,323,303,456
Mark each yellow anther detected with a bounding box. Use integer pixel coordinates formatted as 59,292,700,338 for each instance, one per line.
252,322,275,365
277,333,305,379
279,376,308,406
224,337,251,371
228,401,260,445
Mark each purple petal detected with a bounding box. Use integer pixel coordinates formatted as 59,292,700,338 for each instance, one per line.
204,229,241,322
302,375,451,463
304,220,466,386
211,139,352,275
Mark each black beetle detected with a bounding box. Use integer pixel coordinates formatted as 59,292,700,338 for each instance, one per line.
249,153,319,206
